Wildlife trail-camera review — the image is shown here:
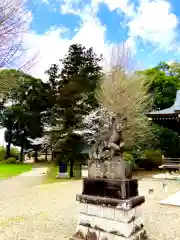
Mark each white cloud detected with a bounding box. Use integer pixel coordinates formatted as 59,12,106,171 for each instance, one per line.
22,28,71,80
125,37,136,54
23,0,139,79
128,0,178,50
20,0,180,79
23,14,107,80
72,16,107,56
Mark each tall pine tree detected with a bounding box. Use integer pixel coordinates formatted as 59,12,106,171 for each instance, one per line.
50,44,103,177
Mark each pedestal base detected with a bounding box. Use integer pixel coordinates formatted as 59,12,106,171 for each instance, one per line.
82,178,138,200
71,226,147,240
56,172,69,179
70,176,146,240
70,198,147,240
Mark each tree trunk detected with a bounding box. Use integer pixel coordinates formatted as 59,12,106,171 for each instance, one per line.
45,147,48,161
34,149,38,162
69,158,74,178
20,133,25,162
20,144,24,162
5,129,12,159
6,143,11,159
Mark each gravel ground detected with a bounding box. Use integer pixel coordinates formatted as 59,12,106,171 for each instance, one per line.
0,167,47,201
0,177,180,240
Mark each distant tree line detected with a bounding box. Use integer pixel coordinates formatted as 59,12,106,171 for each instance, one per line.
1,43,180,172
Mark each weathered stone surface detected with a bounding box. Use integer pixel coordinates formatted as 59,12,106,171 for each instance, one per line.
82,178,138,200
88,159,106,178
71,225,88,239
101,205,115,220
70,225,148,240
79,203,141,223
78,213,143,238
114,206,141,223
76,195,145,210
86,227,100,240
87,204,101,216
79,203,88,214
99,232,115,240
88,158,132,180
56,172,69,179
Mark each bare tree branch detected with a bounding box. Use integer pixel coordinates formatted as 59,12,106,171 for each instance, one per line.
18,51,40,72
0,0,38,70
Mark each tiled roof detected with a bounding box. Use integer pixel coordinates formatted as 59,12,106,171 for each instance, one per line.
147,90,180,117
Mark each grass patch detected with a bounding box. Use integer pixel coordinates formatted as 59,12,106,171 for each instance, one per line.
44,164,81,184
0,163,32,179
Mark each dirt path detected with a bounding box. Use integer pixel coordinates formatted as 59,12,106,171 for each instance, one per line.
0,167,48,202
0,180,81,240
0,177,180,239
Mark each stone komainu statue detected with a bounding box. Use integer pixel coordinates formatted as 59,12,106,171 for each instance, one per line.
88,113,132,179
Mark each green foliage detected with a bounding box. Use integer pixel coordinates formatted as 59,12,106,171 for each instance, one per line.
0,146,19,161
5,157,17,164
153,126,180,157
10,147,20,158
137,61,180,158
124,152,133,163
44,64,60,125
0,69,55,159
0,146,6,160
45,44,103,177
137,64,180,110
58,44,103,129
124,152,138,170
138,149,162,170
0,69,23,102
0,164,32,179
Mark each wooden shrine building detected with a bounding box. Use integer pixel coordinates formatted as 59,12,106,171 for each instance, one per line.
146,90,180,170
146,90,180,134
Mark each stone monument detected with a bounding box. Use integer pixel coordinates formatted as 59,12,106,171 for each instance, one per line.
56,161,69,179
70,114,147,240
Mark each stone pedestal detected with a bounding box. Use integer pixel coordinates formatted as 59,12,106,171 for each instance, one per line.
56,172,69,178
70,178,147,240
56,162,69,179
88,158,132,180
82,178,138,200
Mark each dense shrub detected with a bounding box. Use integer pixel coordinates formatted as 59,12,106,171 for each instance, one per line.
138,149,162,170
124,152,138,170
10,147,20,159
0,146,20,161
124,152,133,162
0,146,6,161
5,157,18,164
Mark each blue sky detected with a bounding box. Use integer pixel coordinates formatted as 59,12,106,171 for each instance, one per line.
21,0,180,80
1,0,180,145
